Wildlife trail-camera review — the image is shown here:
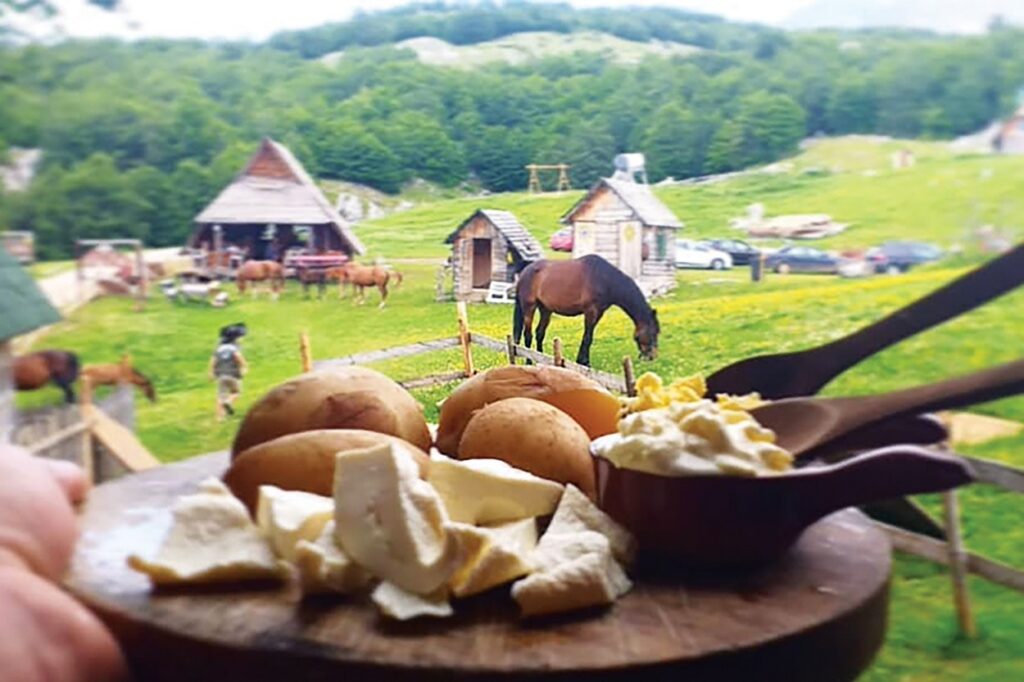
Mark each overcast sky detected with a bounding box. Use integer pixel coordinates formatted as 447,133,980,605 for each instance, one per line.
10,0,1017,42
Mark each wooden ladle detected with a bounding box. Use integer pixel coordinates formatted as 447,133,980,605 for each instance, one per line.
705,241,1024,400
752,358,1024,458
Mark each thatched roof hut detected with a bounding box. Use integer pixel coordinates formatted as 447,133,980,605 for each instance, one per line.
1,248,60,442
190,138,365,259
444,209,543,302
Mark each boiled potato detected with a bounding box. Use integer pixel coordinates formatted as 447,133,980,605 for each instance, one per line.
231,367,431,457
458,398,596,499
436,366,619,455
224,429,429,513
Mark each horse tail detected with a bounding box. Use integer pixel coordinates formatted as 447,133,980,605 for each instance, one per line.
513,295,524,344
392,270,403,287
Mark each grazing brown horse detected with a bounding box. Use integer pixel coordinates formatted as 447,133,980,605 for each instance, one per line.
330,263,401,308
514,255,660,367
13,350,81,404
81,356,157,402
236,260,284,300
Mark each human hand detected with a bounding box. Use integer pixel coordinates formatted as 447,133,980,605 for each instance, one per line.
0,446,127,681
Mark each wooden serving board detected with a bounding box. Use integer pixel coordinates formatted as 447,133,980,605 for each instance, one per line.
66,452,892,682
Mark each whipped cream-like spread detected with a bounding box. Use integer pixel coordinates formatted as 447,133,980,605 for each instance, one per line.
596,373,792,477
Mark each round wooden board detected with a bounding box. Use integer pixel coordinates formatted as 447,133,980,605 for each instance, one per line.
67,452,892,682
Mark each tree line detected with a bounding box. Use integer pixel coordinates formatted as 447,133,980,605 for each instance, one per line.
1,3,1024,257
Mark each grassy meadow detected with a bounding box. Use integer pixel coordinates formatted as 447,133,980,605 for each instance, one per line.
21,137,1024,681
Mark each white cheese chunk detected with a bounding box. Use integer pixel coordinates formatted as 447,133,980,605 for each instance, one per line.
128,478,285,585
545,485,636,565
256,486,335,562
510,485,636,618
371,581,453,621
428,454,564,524
293,521,370,595
448,519,537,598
511,540,631,617
333,442,457,595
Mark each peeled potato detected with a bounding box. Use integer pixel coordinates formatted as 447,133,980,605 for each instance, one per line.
457,398,596,499
231,367,431,458
224,429,429,513
436,366,619,455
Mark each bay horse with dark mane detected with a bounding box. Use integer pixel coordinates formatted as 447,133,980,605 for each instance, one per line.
13,350,81,404
514,255,660,367
327,263,402,308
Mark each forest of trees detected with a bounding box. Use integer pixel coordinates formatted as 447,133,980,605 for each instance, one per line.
2,2,1024,257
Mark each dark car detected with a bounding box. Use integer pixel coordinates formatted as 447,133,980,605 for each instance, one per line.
702,239,761,266
764,245,841,274
867,241,942,273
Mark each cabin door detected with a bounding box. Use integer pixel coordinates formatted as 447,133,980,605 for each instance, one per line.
618,221,642,278
472,238,492,288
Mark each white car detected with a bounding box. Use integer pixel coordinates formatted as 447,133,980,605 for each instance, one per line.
674,240,733,270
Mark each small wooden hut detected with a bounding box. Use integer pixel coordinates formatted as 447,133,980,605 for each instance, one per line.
0,248,61,443
190,138,365,260
561,176,682,295
444,209,544,302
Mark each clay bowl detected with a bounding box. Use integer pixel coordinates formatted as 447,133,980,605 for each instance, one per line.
592,441,973,568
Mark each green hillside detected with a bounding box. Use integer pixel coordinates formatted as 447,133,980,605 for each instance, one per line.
356,138,1024,259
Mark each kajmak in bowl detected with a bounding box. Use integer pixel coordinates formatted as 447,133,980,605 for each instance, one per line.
591,438,973,568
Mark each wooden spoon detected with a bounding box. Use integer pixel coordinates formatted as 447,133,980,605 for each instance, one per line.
706,241,1024,400
751,358,1024,458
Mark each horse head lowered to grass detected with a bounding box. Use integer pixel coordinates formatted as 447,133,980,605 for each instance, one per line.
513,254,660,367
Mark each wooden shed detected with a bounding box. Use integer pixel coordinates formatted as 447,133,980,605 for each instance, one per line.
561,177,682,295
190,138,365,260
444,209,544,302
0,247,60,443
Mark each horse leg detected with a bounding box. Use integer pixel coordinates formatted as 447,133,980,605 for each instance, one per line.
521,303,537,355
55,378,76,404
535,306,552,354
576,308,606,367
377,281,388,309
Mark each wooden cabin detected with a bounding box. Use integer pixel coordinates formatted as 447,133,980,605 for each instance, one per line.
444,209,544,302
0,248,60,443
561,177,682,296
190,138,365,261
995,105,1024,155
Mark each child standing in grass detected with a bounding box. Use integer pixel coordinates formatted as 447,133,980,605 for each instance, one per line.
209,325,248,421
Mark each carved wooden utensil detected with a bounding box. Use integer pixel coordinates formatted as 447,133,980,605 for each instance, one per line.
595,444,972,567
751,358,1024,458
705,241,1024,400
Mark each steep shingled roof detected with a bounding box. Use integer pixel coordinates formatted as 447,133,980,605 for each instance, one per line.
0,247,60,342
446,209,544,260
194,138,365,255
561,177,682,229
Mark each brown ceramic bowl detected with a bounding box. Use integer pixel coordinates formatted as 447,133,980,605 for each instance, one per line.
592,441,973,568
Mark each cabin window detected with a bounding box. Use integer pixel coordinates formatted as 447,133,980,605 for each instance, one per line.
656,230,668,260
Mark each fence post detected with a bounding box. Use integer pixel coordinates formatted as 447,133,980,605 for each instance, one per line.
505,334,516,365
552,338,565,367
942,489,976,638
456,301,475,377
299,331,313,373
622,356,637,397
79,377,95,484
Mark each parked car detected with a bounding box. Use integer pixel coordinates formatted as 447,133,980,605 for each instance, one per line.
764,245,841,274
549,227,573,252
675,240,733,270
702,238,761,266
867,241,943,273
